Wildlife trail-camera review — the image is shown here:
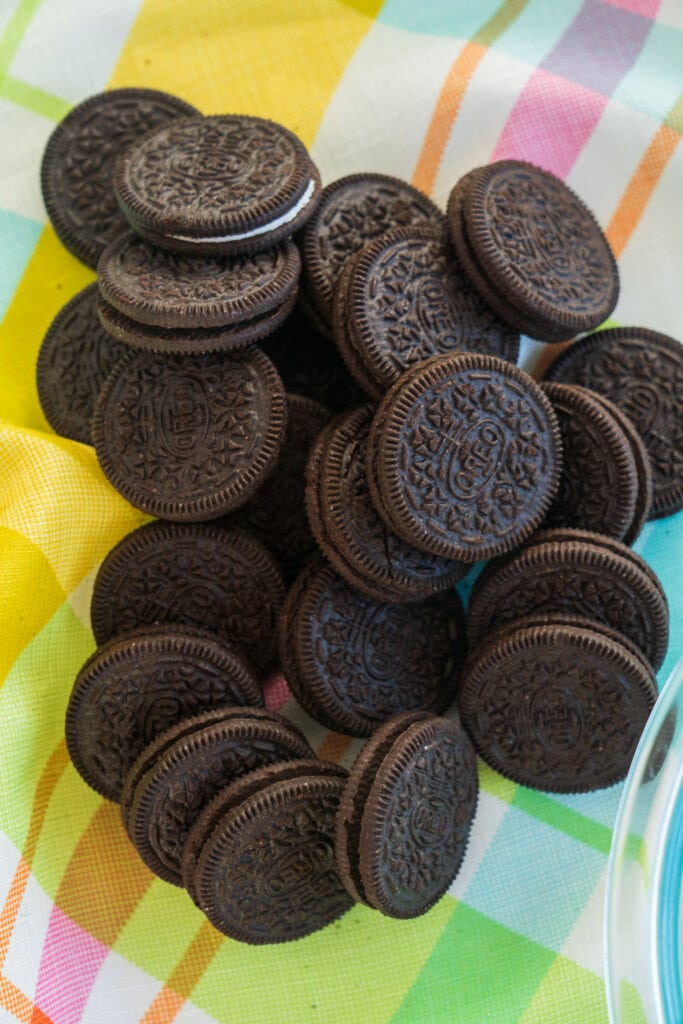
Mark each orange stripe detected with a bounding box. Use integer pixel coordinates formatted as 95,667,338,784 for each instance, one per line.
0,973,39,1023
141,921,223,1024
606,122,681,258
412,42,487,195
316,730,353,762
0,742,70,968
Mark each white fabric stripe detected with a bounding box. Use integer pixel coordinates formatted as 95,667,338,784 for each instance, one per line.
2,868,54,1003
80,948,164,1024
559,864,608,978
448,789,510,901
311,21,461,192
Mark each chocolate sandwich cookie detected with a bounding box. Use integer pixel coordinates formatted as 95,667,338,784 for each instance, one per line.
307,405,470,601
113,115,321,255
122,706,312,885
366,352,562,562
92,345,287,521
65,624,263,803
90,521,285,678
336,712,478,918
36,283,129,445
258,305,366,412
540,382,638,539
459,621,657,792
450,160,619,342
97,232,300,330
279,559,467,736
541,327,683,518
192,763,352,942
466,538,669,670
228,394,333,581
333,227,519,396
41,88,199,268
96,282,297,355
183,757,348,905
300,173,447,328
588,395,653,544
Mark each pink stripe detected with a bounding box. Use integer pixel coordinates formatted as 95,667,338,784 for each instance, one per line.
601,0,659,14
263,671,291,712
34,907,108,1024
491,69,607,179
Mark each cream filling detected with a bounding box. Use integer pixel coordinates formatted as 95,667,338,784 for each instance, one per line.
169,178,316,244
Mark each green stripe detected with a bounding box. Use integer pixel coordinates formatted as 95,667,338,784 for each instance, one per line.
664,93,683,135
473,0,531,47
0,73,70,121
478,760,518,803
512,788,613,855
0,0,44,78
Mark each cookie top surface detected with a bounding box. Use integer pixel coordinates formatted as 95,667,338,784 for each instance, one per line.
229,393,332,580
113,115,317,242
90,521,285,678
285,560,467,736
65,624,263,803
459,623,657,792
542,326,683,518
301,173,446,324
97,232,300,329
311,405,470,600
194,769,352,942
41,88,199,268
92,346,286,521
36,283,129,445
341,227,520,392
463,160,619,333
540,381,637,540
368,352,562,562
123,708,312,885
466,539,669,670
337,714,478,917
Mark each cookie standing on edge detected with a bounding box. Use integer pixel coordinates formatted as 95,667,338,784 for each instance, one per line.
336,712,478,918
542,327,683,518
92,345,287,521
41,88,199,268
367,352,562,563
36,283,130,445
90,521,286,678
113,115,321,255
65,624,263,802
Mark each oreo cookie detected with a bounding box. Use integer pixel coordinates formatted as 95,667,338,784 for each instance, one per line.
113,115,321,255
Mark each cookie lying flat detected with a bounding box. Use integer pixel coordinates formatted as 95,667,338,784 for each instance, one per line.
36,282,129,445
113,115,321,255
279,559,467,736
66,624,263,803
459,620,657,792
300,173,447,328
541,326,683,518
41,87,199,267
122,707,312,885
333,227,519,398
92,345,286,521
90,521,285,678
189,760,353,943
366,352,562,562
335,712,478,918
540,382,638,540
448,161,619,342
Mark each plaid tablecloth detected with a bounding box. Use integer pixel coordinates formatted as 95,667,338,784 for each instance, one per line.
1,1,682,1022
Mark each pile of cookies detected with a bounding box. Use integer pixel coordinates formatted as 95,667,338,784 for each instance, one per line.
37,87,681,943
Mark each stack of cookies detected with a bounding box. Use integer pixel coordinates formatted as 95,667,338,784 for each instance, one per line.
38,87,681,944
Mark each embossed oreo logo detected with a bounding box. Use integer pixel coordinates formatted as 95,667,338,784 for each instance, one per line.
352,606,414,681
447,418,506,499
160,376,210,457
622,382,664,436
409,793,452,847
261,837,334,898
530,686,583,752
